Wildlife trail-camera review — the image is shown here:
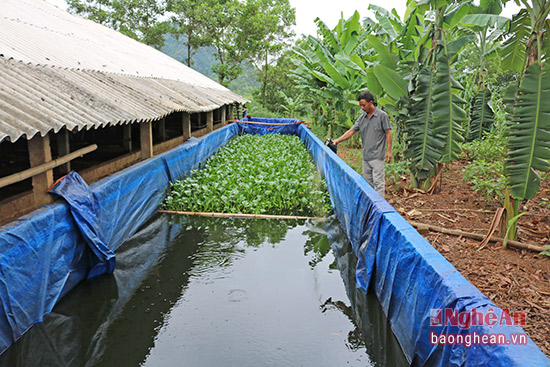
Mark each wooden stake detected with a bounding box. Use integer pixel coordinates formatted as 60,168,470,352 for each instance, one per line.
28,134,54,207
140,121,153,159
182,112,191,141
221,105,227,125
206,110,214,132
158,210,328,221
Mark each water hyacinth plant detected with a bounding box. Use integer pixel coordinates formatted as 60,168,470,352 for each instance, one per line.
163,134,333,216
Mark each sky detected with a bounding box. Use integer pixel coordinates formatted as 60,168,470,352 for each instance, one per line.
45,0,523,37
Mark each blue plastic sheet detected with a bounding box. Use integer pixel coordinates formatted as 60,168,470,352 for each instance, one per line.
0,119,549,366
0,124,237,353
295,123,550,366
48,171,116,279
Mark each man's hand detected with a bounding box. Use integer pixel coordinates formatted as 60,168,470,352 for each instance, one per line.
385,150,393,163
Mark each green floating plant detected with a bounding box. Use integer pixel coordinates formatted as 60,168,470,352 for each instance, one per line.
163,134,333,217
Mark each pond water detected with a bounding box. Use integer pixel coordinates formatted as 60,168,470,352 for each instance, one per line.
0,215,407,367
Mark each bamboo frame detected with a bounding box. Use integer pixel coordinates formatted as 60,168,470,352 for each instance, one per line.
0,144,97,189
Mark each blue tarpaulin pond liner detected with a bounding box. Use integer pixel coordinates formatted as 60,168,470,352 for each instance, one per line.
0,118,549,366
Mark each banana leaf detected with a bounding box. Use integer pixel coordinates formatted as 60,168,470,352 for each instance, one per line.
500,10,530,74
432,54,466,163
366,67,384,97
404,67,445,178
373,64,408,99
314,17,339,52
323,62,349,89
367,35,396,69
468,88,494,141
506,62,550,200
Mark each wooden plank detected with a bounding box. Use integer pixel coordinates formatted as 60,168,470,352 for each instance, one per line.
140,121,153,159
28,134,54,207
153,136,184,155
206,110,213,132
79,151,141,184
192,127,208,138
182,112,191,141
0,191,34,227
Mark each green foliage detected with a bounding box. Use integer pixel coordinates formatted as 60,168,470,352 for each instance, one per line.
462,159,506,203
163,134,332,216
539,197,550,209
385,160,410,186
463,132,507,162
462,132,507,203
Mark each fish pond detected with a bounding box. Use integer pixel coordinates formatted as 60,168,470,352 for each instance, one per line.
0,215,407,366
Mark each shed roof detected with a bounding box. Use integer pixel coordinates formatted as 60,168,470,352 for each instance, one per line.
0,0,248,143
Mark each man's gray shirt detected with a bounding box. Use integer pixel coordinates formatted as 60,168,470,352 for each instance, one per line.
352,107,391,161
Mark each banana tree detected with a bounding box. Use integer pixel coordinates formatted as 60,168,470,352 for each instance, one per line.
502,0,550,239
459,12,509,140
289,12,373,137
401,0,472,189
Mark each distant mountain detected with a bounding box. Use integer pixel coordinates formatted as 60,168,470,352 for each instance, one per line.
161,34,259,98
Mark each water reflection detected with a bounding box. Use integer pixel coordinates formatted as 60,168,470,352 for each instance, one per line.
0,214,407,367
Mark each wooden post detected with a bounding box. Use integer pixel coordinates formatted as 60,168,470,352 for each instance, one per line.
206,110,214,132
221,106,227,125
159,118,166,141
182,112,191,141
28,134,54,207
56,128,71,174
228,104,234,121
123,124,132,152
140,121,153,159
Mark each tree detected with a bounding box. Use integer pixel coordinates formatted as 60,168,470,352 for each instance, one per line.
399,0,472,190
67,0,168,49
458,10,509,141
166,0,209,67
198,0,295,87
66,0,114,25
251,0,295,106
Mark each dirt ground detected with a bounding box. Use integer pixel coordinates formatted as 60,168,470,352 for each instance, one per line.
338,147,550,358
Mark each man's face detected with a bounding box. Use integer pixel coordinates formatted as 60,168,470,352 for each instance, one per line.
359,99,374,113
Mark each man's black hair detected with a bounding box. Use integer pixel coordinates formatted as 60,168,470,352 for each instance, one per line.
357,91,374,102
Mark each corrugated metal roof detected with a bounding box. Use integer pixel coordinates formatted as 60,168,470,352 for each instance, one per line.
0,0,248,143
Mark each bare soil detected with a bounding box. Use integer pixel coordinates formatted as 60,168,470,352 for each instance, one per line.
338,147,550,358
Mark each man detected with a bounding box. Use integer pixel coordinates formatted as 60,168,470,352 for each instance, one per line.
333,91,392,197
